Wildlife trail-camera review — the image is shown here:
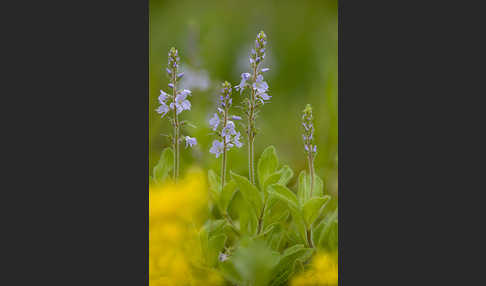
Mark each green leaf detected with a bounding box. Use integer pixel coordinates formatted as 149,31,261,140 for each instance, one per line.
208,169,221,193
219,260,243,284
303,196,331,226
263,195,290,227
297,170,325,204
316,208,338,249
269,245,314,286
231,240,280,286
262,171,283,197
257,145,279,189
152,147,174,183
231,171,263,216
262,165,294,197
314,175,324,197
220,179,237,212
265,224,286,252
292,259,305,275
297,171,309,204
239,200,259,236
269,184,299,212
208,234,227,266
199,227,209,264
277,165,294,186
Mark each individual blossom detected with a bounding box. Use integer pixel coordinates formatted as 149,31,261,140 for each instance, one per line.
185,136,197,148
209,113,220,131
209,140,224,158
236,72,251,94
170,89,192,114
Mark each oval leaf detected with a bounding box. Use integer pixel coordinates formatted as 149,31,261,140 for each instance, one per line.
231,171,263,216
303,196,331,226
153,147,174,183
257,145,279,189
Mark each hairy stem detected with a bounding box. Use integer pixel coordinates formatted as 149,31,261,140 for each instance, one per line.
306,228,314,248
247,65,257,185
172,73,179,181
308,153,314,197
224,213,240,236
256,196,268,235
221,110,228,192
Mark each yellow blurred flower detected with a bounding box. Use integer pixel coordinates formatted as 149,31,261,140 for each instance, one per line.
149,169,223,286
291,252,338,286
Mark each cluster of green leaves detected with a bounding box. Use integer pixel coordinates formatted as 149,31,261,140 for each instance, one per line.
151,145,338,285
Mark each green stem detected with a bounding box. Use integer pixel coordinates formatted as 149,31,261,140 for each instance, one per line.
221,110,228,192
247,65,257,185
224,213,240,236
308,153,314,197
172,72,179,181
256,196,268,235
306,228,314,248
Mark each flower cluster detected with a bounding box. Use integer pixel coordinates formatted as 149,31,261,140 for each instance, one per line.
302,104,317,155
157,48,193,118
209,81,243,158
149,170,223,286
235,31,271,105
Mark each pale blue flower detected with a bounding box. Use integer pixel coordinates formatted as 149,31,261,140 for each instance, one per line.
222,121,236,137
209,113,220,131
185,136,197,148
178,89,191,97
253,80,269,94
177,72,184,79
168,83,174,89
159,90,168,103
219,253,229,262
233,132,243,148
236,72,251,93
156,102,169,118
231,115,242,120
170,93,191,114
261,68,270,73
210,140,224,158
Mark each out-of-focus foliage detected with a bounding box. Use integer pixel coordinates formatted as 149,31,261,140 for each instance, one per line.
150,0,338,197
149,169,224,285
291,251,338,286
150,146,338,285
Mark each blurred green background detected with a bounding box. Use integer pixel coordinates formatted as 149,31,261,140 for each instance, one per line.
150,0,338,197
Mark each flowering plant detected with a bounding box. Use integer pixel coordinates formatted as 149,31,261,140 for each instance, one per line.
156,47,197,181
151,32,338,286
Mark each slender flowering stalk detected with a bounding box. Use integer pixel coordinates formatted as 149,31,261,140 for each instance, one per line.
209,81,243,236
209,82,243,191
156,47,197,181
302,104,317,196
236,31,271,184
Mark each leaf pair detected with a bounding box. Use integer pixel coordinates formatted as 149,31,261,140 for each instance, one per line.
269,184,330,245
231,146,294,236
257,146,293,197
208,169,237,214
